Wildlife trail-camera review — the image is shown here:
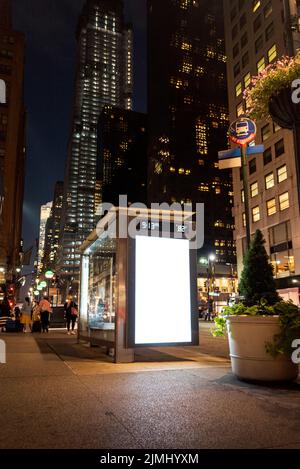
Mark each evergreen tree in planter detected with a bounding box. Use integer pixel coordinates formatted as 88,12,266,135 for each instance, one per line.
239,230,280,307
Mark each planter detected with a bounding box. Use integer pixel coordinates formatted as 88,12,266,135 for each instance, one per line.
227,315,299,382
269,86,300,129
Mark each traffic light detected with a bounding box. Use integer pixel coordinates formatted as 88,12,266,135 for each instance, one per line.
7,284,15,308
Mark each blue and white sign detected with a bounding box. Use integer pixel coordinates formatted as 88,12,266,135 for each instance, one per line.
218,145,265,170
229,118,257,146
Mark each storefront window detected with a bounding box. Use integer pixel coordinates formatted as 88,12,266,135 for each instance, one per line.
271,251,295,278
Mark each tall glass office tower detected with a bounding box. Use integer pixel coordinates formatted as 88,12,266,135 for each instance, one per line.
59,0,133,295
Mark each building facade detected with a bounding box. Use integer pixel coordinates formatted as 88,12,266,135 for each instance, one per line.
98,105,147,207
59,0,133,294
147,0,236,267
224,0,300,298
0,0,26,284
37,202,52,275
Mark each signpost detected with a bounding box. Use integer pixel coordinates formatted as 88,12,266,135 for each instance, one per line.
218,117,263,252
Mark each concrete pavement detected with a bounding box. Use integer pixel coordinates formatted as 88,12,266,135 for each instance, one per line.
0,326,300,449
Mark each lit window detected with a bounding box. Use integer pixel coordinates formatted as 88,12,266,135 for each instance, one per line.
265,172,274,189
241,189,245,203
279,192,290,211
277,165,287,183
181,41,192,51
195,119,208,155
170,167,176,173
267,198,276,216
242,213,246,227
236,102,244,117
250,182,258,198
244,72,251,88
268,44,277,63
235,82,242,97
252,206,260,223
253,0,261,13
198,184,209,192
257,57,265,73
181,59,193,74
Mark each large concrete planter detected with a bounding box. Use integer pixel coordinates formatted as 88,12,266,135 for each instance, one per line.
227,315,299,382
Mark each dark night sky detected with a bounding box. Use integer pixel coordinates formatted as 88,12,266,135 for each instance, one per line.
12,0,147,252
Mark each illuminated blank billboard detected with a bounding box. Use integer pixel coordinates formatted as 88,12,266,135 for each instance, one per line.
133,235,194,345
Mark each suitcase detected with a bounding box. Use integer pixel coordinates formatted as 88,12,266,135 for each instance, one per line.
5,318,16,332
32,321,41,333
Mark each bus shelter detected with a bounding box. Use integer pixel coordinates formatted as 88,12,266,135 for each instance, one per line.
79,207,199,363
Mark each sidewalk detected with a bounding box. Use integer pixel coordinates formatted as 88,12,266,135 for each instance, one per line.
0,330,300,449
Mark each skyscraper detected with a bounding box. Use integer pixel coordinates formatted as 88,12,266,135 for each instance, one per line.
147,0,235,266
0,0,26,284
37,202,52,275
42,182,64,272
59,0,133,292
98,105,147,207
223,0,300,294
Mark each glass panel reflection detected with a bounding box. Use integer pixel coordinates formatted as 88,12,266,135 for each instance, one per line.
88,236,116,331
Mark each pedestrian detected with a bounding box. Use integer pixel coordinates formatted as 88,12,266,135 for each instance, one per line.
39,297,52,333
14,306,22,332
0,296,11,332
31,301,41,333
64,297,78,335
20,297,32,332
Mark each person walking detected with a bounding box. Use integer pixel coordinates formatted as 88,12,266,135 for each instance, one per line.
0,297,11,332
31,301,41,333
20,297,32,332
39,297,52,333
14,306,22,332
64,297,78,335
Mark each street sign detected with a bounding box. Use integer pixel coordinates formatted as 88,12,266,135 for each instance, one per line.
229,118,257,146
218,144,265,170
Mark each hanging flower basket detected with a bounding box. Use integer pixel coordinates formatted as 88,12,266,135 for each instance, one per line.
245,54,300,128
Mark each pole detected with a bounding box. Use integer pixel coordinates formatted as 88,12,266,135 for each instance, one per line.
241,144,251,250
207,263,210,303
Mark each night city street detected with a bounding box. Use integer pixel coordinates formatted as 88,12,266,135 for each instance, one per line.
1,0,300,463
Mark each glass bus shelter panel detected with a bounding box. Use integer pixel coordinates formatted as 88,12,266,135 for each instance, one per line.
88,253,116,332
